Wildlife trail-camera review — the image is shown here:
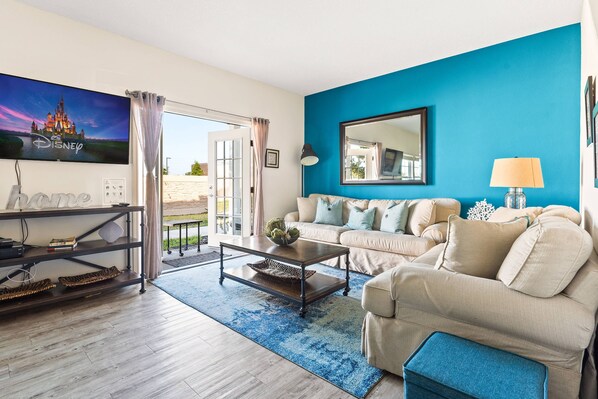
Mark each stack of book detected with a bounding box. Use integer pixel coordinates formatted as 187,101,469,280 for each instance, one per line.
47,236,78,252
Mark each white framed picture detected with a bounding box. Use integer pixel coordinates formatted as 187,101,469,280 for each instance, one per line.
265,148,279,168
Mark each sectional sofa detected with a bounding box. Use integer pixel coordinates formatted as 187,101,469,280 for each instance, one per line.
361,206,598,398
284,193,461,275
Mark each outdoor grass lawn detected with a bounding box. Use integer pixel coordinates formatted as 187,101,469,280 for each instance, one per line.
163,236,203,251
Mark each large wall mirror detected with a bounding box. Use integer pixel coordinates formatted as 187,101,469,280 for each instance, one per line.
340,107,427,185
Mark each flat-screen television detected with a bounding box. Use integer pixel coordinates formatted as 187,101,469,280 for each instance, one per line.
0,73,131,164
382,148,403,176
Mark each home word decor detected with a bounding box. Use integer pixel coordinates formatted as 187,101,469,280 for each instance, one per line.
467,199,496,221
5,185,92,210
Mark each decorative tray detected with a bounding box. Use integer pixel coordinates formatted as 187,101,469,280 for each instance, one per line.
248,259,315,282
0,279,56,301
59,266,121,287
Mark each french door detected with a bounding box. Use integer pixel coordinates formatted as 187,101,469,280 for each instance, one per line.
207,128,252,245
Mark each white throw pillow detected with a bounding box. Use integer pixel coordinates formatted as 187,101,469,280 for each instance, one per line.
297,197,317,222
497,216,593,298
407,199,437,236
435,215,528,278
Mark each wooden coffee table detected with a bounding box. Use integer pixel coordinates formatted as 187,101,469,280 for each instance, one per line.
219,236,350,317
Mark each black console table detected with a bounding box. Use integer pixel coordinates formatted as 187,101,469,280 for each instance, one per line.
0,206,145,316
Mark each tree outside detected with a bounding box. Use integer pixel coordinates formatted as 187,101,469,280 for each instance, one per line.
185,161,204,176
351,156,366,179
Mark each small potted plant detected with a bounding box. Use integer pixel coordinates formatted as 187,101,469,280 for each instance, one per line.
264,218,300,246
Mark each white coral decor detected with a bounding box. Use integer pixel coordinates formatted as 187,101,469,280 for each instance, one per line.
467,199,496,221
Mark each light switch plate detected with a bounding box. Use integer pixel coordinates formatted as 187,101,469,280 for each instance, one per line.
103,178,126,205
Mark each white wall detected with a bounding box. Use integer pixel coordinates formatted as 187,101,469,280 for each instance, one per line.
581,0,598,251
0,0,303,281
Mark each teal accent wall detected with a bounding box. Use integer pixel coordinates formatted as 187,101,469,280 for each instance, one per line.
304,25,581,213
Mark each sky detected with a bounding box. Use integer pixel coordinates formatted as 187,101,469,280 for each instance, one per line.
162,112,229,175
0,74,130,140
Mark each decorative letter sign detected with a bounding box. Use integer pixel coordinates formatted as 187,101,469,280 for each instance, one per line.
5,185,92,210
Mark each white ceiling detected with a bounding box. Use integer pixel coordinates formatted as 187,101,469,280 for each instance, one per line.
16,0,582,95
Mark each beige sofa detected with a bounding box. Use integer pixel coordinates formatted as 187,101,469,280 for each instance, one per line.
361,206,598,399
284,193,461,275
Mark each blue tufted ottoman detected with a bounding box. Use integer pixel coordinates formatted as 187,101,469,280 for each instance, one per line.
403,332,548,399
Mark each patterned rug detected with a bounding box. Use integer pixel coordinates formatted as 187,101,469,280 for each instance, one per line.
152,255,384,398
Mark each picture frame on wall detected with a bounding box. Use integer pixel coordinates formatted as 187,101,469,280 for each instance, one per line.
265,148,279,168
585,76,595,146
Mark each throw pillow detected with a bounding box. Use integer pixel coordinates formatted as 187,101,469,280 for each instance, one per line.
487,207,543,224
435,215,528,279
297,197,317,222
380,201,409,233
407,199,437,236
536,205,582,225
345,206,376,230
313,198,343,226
497,216,593,298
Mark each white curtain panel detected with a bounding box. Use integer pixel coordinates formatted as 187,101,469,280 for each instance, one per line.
252,117,269,236
128,91,165,280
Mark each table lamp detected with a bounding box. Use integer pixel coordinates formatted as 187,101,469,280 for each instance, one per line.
490,157,544,209
300,144,319,196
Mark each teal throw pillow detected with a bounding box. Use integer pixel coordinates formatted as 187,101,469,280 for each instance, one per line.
380,201,409,233
314,198,343,226
345,206,376,230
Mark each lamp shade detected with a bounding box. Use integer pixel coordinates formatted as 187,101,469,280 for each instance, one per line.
490,158,544,188
300,144,319,166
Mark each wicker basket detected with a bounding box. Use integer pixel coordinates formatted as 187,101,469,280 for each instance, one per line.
0,279,56,301
59,266,121,287
248,259,315,283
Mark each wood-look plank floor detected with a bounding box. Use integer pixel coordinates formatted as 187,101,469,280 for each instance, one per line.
0,284,403,398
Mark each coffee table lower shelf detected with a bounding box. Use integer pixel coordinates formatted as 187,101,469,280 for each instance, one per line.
222,265,346,313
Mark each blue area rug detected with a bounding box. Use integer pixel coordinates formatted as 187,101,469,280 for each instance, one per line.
152,255,384,398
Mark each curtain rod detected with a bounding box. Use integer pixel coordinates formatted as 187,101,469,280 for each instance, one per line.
125,90,251,121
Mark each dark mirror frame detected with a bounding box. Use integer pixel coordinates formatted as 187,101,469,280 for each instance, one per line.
340,107,427,186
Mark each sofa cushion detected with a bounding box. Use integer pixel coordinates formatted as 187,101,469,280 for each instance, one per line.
497,216,593,298
488,207,543,224
297,197,317,222
380,201,409,233
406,199,437,236
432,198,461,223
314,198,343,226
368,199,408,231
309,193,368,224
287,222,349,244
537,205,582,225
421,222,448,244
345,206,375,230
413,243,445,266
435,215,528,279
361,268,395,317
340,230,435,257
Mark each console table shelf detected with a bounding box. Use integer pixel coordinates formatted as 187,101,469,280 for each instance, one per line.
0,206,145,316
0,237,142,268
0,270,141,316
